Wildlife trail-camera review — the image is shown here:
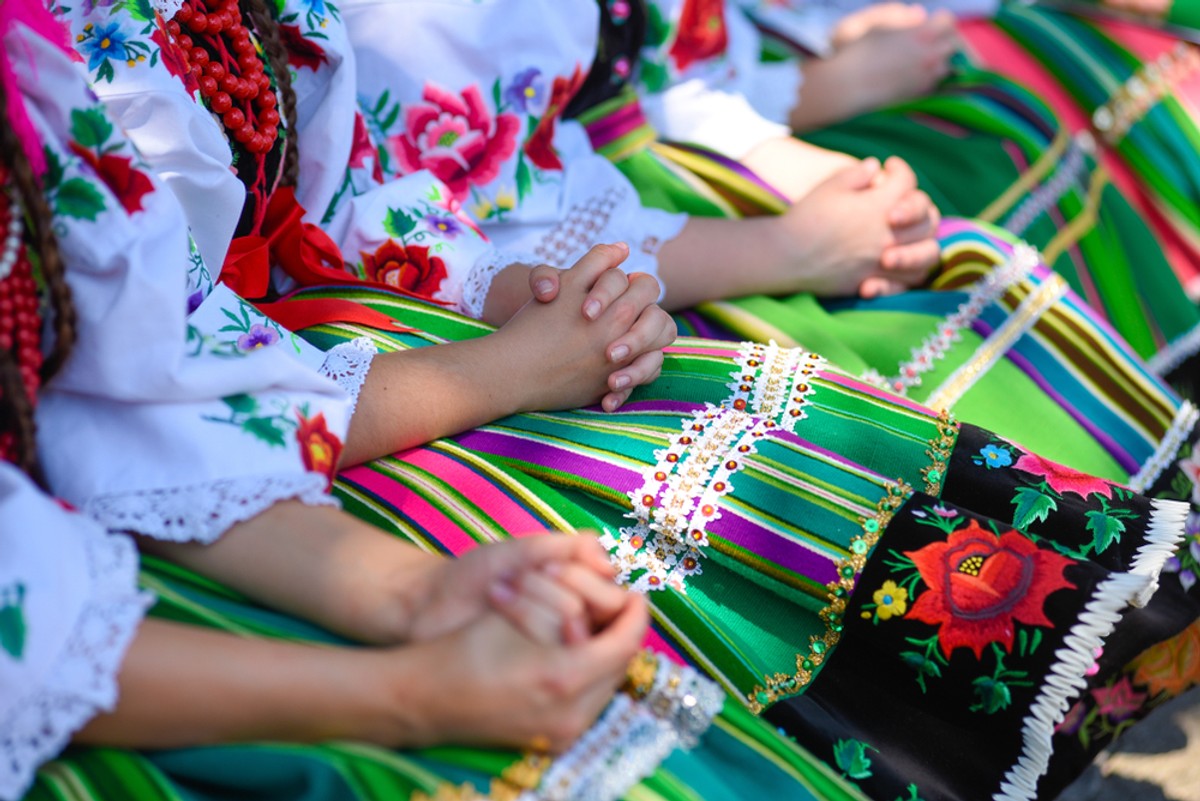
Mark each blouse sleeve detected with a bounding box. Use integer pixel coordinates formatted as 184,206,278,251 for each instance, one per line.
13,22,354,544
0,464,150,801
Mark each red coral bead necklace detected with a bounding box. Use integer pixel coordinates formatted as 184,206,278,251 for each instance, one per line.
169,0,281,153
0,168,46,463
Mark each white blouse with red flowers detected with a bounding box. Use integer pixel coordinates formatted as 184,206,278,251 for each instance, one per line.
12,18,356,544
343,0,687,302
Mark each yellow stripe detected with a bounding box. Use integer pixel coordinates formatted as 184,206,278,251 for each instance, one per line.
978,128,1071,224
1043,165,1109,263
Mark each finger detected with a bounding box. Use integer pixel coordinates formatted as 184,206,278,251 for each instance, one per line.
608,349,664,396
553,562,630,630
576,593,650,675
601,387,633,413
582,267,630,321
858,276,908,299
600,274,664,342
566,532,620,580
529,264,561,304
607,303,674,364
887,190,934,230
881,156,918,194
881,238,941,273
519,569,590,645
565,243,631,293
488,576,567,645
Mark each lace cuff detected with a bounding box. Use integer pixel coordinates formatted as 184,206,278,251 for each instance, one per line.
319,337,378,417
0,533,151,801
460,249,542,320
84,472,339,544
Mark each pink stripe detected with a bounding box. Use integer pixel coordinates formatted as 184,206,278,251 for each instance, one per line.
402,449,548,535
346,463,480,555
666,345,741,358
642,627,687,665
818,370,937,415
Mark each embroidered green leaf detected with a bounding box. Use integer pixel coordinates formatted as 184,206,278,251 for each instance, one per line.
70,108,114,150
970,676,1013,714
42,147,64,191
894,785,927,801
0,584,26,660
54,178,106,221
515,152,532,201
222,393,258,415
1011,486,1057,530
1171,470,1194,501
383,207,418,240
899,649,941,693
243,416,288,448
831,739,876,781
1086,510,1126,554
640,60,668,94
128,0,154,21
379,102,400,134
491,77,503,112
95,58,116,84
373,89,391,115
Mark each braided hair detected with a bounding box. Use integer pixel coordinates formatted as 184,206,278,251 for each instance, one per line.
565,0,647,119
0,77,76,485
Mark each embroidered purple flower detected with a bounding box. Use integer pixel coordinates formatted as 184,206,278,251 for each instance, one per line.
424,213,463,238
977,444,1013,469
1176,442,1200,504
78,21,129,72
504,68,547,114
932,504,958,519
187,290,205,315
1057,700,1086,735
236,324,280,352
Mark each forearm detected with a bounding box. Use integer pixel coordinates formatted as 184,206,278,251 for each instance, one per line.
655,216,792,309
138,502,439,645
75,619,409,748
741,136,858,203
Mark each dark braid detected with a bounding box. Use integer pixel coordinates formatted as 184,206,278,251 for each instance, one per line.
565,0,648,120
243,0,300,187
0,77,76,485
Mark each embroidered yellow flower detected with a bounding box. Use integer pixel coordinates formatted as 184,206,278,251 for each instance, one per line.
495,186,517,211
872,580,908,620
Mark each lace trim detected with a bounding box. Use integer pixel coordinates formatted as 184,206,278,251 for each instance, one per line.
524,655,724,801
460,250,541,320
1147,322,1200,378
0,533,152,801
1002,133,1091,237
1128,498,1190,607
993,571,1153,801
1093,42,1200,145
726,340,825,431
862,244,1039,397
532,188,627,269
924,272,1068,411
1129,401,1200,494
319,337,377,417
84,472,338,544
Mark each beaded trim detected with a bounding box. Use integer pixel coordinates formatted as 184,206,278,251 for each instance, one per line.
1002,132,1092,237
0,187,21,283
861,244,1040,396
1093,42,1200,145
921,409,960,496
1128,400,1200,494
924,273,1068,412
726,340,825,430
747,480,913,714
602,405,773,592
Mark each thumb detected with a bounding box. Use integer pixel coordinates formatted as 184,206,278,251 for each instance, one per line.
826,157,881,192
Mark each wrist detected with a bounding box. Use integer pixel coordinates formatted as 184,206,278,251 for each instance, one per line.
481,262,534,326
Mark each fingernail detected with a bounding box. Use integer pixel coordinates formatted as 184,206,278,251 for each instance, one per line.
489,580,516,604
612,374,630,389
535,279,554,296
541,560,563,577
584,300,601,319
610,345,630,362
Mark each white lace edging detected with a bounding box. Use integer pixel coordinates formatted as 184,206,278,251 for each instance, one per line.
1147,322,1200,378
992,570,1152,801
518,655,725,801
84,472,338,544
1127,498,1190,607
1128,401,1199,494
319,337,378,417
460,249,541,320
0,533,152,801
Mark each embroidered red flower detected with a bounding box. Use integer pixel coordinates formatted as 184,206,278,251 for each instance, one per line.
296,411,343,485
668,0,728,73
151,22,198,94
1014,451,1114,499
360,241,448,298
905,519,1075,659
279,23,329,72
523,66,585,172
69,144,154,215
391,83,519,200
1090,675,1148,722
348,112,383,182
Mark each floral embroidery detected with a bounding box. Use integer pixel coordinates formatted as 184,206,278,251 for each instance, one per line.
1175,440,1200,504
188,296,299,358
975,443,1013,469
503,67,547,114
296,410,343,485
236,323,280,351
863,580,908,622
904,519,1075,660
424,212,463,238
67,107,154,215
1130,619,1200,698
667,0,727,72
279,22,329,71
391,82,520,202
150,16,198,93
0,582,26,661
1163,512,1200,592
1014,451,1114,500
203,393,297,448
832,739,877,781
1090,675,1148,721
359,240,448,295
522,66,584,172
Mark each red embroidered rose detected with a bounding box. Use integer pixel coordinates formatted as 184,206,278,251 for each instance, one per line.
69,144,154,215
523,66,585,172
151,22,198,94
668,0,728,73
1014,451,1114,499
279,23,329,72
360,241,448,298
348,112,383,182
905,519,1075,659
390,83,519,201
296,411,343,485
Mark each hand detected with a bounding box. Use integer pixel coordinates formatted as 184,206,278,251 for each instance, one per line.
768,157,940,298
832,8,960,107
494,244,676,413
405,533,625,646
398,594,649,751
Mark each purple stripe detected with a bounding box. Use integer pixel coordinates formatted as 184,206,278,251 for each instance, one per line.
663,141,790,204
708,509,838,584
456,430,644,494
584,100,652,150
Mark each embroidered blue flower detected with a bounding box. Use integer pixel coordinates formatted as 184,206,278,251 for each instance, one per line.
237,324,281,352
504,68,546,114
79,21,129,72
978,444,1013,469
